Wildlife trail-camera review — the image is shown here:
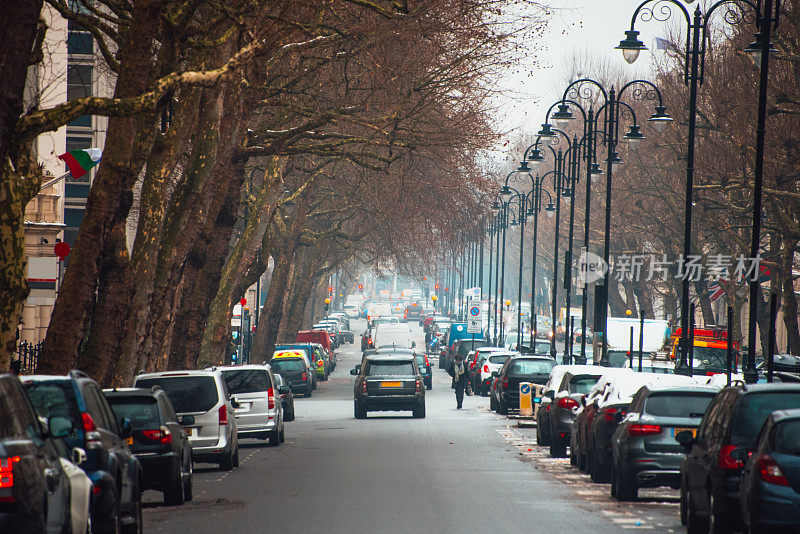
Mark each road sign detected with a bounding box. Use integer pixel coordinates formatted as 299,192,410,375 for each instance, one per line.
519,382,533,417
467,299,482,334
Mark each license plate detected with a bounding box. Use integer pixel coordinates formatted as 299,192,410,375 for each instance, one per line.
380,381,402,387
126,437,133,445
184,427,193,436
671,427,696,437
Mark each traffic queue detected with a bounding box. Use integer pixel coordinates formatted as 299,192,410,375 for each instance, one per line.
0,313,352,533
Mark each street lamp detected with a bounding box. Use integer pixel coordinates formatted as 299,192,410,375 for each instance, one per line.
618,0,778,381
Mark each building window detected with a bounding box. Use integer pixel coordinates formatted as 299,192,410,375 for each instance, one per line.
67,1,93,56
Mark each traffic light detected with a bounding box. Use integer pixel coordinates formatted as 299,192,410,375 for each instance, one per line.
328,286,333,292
358,283,363,290
435,283,439,290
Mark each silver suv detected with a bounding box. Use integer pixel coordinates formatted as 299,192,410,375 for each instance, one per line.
215,365,285,446
134,369,239,470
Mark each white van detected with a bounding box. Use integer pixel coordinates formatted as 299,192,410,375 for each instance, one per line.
372,324,414,349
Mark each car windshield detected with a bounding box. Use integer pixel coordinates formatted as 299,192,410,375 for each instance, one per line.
367,361,415,376
23,382,80,437
510,359,555,375
731,392,800,446
270,358,305,372
488,354,510,364
458,341,487,357
643,392,715,418
534,342,551,354
107,398,160,427
569,375,600,395
692,347,728,369
221,369,270,394
606,351,630,368
135,376,218,413
773,420,800,455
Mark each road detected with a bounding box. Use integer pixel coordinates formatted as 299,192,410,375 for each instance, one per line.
142,319,682,533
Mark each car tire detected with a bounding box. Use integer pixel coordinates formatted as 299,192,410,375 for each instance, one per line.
708,490,734,534
686,489,709,534
183,458,193,502
232,444,239,467
577,452,586,472
305,389,312,398
220,448,234,470
679,484,688,526
93,487,121,534
570,448,577,466
354,400,367,419
490,393,498,411
164,471,185,506
279,426,285,443
120,488,142,534
285,406,295,422
412,400,426,419
498,398,508,416
614,461,637,502
549,433,567,458
268,427,281,447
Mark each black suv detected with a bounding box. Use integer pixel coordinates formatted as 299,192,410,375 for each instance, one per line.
351,355,426,418
0,374,72,533
22,371,143,534
490,356,556,415
105,387,193,505
678,383,800,533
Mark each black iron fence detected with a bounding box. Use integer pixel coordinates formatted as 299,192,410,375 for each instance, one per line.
13,340,42,374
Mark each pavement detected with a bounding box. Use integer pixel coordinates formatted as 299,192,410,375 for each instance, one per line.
142,319,682,533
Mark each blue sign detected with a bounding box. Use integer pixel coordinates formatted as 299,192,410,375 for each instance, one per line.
520,383,531,395
469,306,480,316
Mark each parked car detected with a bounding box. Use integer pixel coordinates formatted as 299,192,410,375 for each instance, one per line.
296,329,333,358
610,384,718,501
270,351,314,397
372,323,414,350
447,338,489,372
477,351,515,396
739,408,800,533
276,343,328,381
570,370,629,469
351,355,426,418
104,386,194,505
548,368,606,458
133,369,239,470
0,373,75,534
678,383,800,532
537,364,608,447
468,347,504,392
55,440,92,534
313,322,340,349
22,371,142,534
274,347,317,390
273,374,295,421
217,365,285,446
490,356,556,415
415,353,433,389
586,373,693,483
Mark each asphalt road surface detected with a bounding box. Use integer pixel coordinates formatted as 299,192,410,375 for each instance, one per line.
142,319,681,533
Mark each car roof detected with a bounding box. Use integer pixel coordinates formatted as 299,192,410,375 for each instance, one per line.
600,373,696,406
732,382,800,394
19,374,72,382
642,384,721,395
103,387,160,397
364,355,415,361
771,408,800,423
213,364,271,371
136,369,218,380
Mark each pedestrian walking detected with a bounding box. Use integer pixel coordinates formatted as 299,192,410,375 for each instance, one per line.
447,353,470,409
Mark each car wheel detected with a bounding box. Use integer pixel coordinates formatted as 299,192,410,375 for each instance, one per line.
536,426,544,446
220,448,234,470
686,489,709,534
498,397,508,415
305,389,312,398
183,458,193,502
490,393,498,411
708,490,733,534
549,433,567,458
577,452,586,472
279,425,285,443
232,444,240,467
286,406,295,421
120,488,142,534
412,400,426,419
570,448,577,466
268,427,281,447
614,461,637,502
93,487,121,534
354,400,367,419
164,463,185,506
610,461,618,498
679,483,688,526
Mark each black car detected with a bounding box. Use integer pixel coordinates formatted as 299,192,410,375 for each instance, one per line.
104,387,193,505
0,374,72,534
548,370,604,458
415,353,433,389
273,374,295,421
269,356,312,397
22,371,143,534
678,383,800,533
489,356,556,415
739,409,800,533
351,355,426,418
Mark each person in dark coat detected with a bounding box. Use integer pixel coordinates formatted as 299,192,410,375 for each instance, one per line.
447,352,469,409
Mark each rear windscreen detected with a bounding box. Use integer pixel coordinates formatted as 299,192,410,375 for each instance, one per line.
458,342,488,357
135,377,218,413
773,421,800,455
367,361,415,376
569,375,600,395
488,355,510,364
23,382,80,437
510,359,555,375
732,392,800,445
643,393,715,418
107,398,160,427
534,342,551,354
270,359,305,372
221,369,270,394
607,351,629,367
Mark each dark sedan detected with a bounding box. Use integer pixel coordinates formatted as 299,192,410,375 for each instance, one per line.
351,355,426,418
490,356,556,415
273,374,295,421
548,370,604,458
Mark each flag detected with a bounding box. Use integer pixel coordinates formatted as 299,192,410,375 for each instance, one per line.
707,279,726,302
58,148,102,179
653,37,678,53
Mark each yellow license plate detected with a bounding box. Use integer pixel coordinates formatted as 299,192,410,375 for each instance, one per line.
184,428,193,436
126,437,133,445
671,427,696,437
381,381,402,387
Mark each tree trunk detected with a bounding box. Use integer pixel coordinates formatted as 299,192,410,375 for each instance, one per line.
607,281,627,317
632,278,655,319
694,279,716,326
277,247,318,343
782,245,800,355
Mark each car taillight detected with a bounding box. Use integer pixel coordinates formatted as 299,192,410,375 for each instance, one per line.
469,361,475,369
718,445,745,470
502,377,509,388
317,360,324,367
268,387,275,410
362,380,367,394
218,404,228,426
425,356,430,367
301,372,307,381
0,456,21,496
557,397,579,410
416,378,422,392
758,455,789,486
81,412,97,432
603,408,624,422
142,426,173,444
628,424,662,436
483,364,490,373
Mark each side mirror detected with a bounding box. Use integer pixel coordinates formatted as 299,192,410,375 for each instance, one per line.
119,417,133,439
180,415,195,426
71,447,87,466
48,416,73,438
614,411,624,423
491,371,499,377
279,385,290,394
675,430,696,450
230,398,241,409
350,368,359,376
729,447,750,464
411,341,416,348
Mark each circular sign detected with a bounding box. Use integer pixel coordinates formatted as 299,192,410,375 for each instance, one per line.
240,297,247,306
54,242,70,260
520,383,531,395
456,325,464,332
469,306,480,316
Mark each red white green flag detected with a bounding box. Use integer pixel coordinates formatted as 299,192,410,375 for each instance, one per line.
58,148,102,179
